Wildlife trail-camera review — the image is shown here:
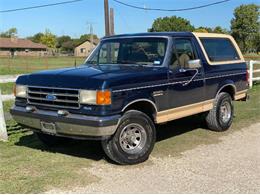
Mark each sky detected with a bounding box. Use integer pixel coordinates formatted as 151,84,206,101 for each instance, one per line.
0,0,259,38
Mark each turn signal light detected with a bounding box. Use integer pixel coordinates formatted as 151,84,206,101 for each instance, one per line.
97,90,111,105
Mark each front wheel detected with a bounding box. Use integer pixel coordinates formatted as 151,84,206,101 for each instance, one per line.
205,92,234,131
102,110,156,165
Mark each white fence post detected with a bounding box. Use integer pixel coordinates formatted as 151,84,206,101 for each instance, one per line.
249,60,254,88
0,89,8,142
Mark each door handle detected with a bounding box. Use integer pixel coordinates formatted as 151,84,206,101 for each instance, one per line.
179,68,187,73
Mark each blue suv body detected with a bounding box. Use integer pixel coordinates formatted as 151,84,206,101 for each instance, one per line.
11,32,248,164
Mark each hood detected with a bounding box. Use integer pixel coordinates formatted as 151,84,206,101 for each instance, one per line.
16,64,168,90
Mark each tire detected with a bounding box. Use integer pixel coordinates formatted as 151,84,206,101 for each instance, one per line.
102,110,156,165
35,132,69,147
205,92,234,131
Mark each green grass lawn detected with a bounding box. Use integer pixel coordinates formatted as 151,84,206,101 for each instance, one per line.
0,82,14,95
252,62,260,78
0,56,85,75
0,85,260,193
1,101,99,193
0,55,258,76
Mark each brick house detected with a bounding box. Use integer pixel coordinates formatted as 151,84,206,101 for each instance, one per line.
0,37,47,57
74,39,99,57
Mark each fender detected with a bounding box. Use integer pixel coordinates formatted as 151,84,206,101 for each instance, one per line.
122,98,158,113
216,80,237,98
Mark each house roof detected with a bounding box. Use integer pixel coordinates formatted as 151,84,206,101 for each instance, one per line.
0,38,47,49
75,39,99,48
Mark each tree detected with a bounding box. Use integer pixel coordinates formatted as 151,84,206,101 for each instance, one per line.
72,34,99,47
62,40,74,52
194,26,229,34
28,33,44,43
40,29,56,48
194,27,211,33
0,28,18,38
231,4,260,53
148,16,195,32
253,33,260,53
212,26,229,34
56,35,72,49
79,34,98,42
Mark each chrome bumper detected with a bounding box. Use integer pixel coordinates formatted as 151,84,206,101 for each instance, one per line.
10,106,121,139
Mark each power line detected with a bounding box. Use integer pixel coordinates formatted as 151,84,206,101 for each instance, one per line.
113,6,133,32
0,0,85,13
112,0,231,12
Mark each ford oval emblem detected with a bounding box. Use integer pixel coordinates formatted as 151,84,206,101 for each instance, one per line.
46,94,57,101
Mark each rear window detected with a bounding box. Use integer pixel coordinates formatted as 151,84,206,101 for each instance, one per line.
200,38,240,62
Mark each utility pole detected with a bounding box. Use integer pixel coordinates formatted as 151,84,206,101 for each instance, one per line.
109,8,115,35
90,24,94,49
104,0,110,36
86,21,95,53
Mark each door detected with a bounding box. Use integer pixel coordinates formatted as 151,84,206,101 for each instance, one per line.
167,37,205,110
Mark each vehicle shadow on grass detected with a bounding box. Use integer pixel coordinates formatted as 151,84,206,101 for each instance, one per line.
156,114,207,142
16,133,105,161
14,114,207,162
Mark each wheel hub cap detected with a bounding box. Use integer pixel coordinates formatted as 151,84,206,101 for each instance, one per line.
119,123,147,154
220,101,231,123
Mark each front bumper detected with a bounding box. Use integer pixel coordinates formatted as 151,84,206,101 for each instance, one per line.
10,106,121,140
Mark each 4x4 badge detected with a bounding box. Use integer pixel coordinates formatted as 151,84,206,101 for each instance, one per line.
153,91,164,97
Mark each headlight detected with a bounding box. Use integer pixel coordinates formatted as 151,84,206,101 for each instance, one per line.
80,90,111,105
80,90,97,105
14,85,27,98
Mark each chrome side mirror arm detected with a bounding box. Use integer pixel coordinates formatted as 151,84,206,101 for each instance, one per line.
182,68,199,86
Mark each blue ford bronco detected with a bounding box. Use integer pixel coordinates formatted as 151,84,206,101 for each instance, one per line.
11,32,248,165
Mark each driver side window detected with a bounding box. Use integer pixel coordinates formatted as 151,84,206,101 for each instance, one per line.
171,38,197,69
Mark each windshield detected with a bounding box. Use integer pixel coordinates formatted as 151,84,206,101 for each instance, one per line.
86,37,168,66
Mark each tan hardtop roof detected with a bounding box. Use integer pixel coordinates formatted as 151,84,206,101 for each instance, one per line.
192,32,233,38
192,32,245,65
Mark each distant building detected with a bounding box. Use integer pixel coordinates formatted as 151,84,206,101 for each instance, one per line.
0,37,47,57
74,39,99,57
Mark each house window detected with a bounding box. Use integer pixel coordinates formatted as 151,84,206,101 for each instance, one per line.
80,48,86,53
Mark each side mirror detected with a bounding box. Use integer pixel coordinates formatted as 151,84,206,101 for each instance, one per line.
187,59,201,69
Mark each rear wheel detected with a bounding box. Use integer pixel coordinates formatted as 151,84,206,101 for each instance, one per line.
102,110,156,165
35,132,69,147
205,92,234,131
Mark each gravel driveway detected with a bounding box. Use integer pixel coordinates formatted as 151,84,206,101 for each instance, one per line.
47,122,260,193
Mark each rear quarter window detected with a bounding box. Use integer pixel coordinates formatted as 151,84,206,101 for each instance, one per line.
200,38,240,62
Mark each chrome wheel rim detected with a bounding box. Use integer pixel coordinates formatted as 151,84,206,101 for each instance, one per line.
119,123,147,154
220,101,231,123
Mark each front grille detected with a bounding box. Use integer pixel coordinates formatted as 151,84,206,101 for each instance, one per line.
27,86,80,109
